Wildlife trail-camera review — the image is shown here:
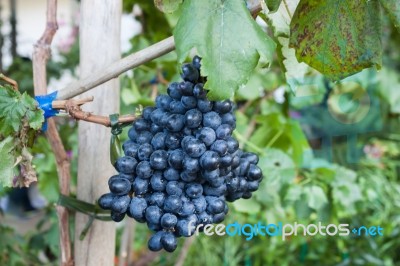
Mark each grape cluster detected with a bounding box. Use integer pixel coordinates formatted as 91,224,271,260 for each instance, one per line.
98,56,263,252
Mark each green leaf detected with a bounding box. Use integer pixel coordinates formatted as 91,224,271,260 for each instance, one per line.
154,0,182,13
26,109,44,130
0,137,15,187
289,0,382,80
0,86,44,136
379,0,400,30
265,0,283,13
174,0,276,100
378,68,400,113
232,198,261,214
304,185,328,210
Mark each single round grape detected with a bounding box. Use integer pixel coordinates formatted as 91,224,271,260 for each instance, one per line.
145,205,163,225
164,168,180,181
142,107,155,120
210,140,228,156
166,114,185,132
111,195,131,213
203,111,222,129
213,100,232,114
169,100,186,114
181,63,199,83
197,98,213,113
167,82,182,99
98,193,114,210
148,231,164,251
185,109,203,128
163,195,182,214
193,83,206,98
192,55,202,70
183,139,206,158
166,181,183,196
149,150,168,170
181,96,197,109
137,143,153,161
178,200,195,217
149,192,166,208
185,183,203,198
109,178,131,195
161,232,178,252
205,196,225,214
179,81,194,96
182,156,200,173
111,211,125,222
215,124,233,140
165,133,181,150
199,151,220,171
226,137,239,153
213,212,225,223
247,180,260,192
247,164,262,180
123,140,139,158
115,156,137,174
196,127,216,147
168,149,185,169
136,161,153,179
151,132,166,150
150,123,163,134
132,178,149,195
136,131,153,144
160,213,178,230
221,112,236,128
156,94,173,110
128,197,147,221
134,118,151,132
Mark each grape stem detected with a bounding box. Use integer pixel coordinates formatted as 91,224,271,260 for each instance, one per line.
55,2,263,100
54,97,137,127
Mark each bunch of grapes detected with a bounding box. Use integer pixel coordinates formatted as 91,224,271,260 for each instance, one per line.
98,56,263,252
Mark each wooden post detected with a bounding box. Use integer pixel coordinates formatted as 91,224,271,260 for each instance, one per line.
74,1,121,265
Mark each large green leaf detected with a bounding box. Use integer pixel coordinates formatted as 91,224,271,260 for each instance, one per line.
174,0,276,100
379,0,400,31
289,0,382,80
0,137,14,187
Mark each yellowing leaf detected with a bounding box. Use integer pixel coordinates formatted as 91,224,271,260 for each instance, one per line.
289,0,382,80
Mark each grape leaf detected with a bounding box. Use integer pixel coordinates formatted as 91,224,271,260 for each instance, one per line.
379,0,400,31
174,0,276,100
154,0,182,13
289,0,382,80
0,85,44,137
0,137,14,187
265,0,282,13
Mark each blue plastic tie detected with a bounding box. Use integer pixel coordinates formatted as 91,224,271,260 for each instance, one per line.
35,91,59,131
